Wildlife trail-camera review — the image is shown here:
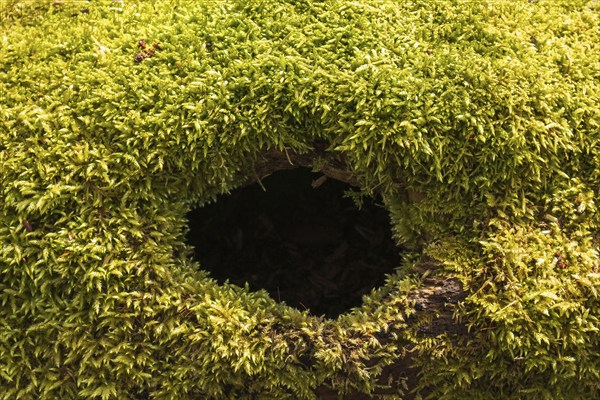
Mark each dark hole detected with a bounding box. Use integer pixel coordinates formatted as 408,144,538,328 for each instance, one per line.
186,168,402,318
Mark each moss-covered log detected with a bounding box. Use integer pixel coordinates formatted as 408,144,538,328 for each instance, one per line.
1,0,599,399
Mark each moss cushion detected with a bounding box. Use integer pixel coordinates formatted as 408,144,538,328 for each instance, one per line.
1,0,599,399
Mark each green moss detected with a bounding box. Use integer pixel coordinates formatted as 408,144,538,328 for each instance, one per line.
1,0,599,399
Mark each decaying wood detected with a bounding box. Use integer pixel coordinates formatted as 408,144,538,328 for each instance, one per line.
316,262,468,399
249,142,361,188
314,275,467,398
409,276,468,336
247,143,426,207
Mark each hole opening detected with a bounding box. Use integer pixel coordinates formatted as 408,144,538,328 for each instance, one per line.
186,167,402,318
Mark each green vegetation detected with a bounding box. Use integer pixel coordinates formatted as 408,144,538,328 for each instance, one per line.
1,0,599,398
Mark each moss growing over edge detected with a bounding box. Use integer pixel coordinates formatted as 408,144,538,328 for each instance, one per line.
1,0,599,399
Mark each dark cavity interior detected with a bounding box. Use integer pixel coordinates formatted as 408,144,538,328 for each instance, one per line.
186,168,402,318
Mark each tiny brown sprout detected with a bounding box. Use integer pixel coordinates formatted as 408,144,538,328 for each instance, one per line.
22,220,33,232
530,37,538,47
205,41,214,51
554,252,568,269
135,41,160,62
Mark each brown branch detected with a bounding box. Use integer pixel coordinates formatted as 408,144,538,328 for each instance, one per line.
248,143,361,188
